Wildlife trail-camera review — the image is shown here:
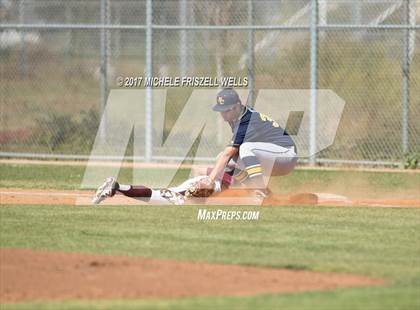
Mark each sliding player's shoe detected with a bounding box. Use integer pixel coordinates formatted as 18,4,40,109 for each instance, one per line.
92,177,117,205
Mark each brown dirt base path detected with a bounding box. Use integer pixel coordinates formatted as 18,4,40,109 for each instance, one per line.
1,248,383,303
1,188,419,207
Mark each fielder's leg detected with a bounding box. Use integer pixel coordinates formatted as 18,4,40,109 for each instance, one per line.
237,143,265,189
234,142,297,194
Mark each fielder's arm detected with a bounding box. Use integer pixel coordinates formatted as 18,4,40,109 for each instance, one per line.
208,146,238,182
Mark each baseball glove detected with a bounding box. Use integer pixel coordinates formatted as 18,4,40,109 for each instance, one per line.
185,177,215,198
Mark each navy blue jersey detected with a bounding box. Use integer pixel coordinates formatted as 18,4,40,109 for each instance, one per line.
228,107,295,148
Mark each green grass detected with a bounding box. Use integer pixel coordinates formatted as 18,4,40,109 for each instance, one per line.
1,163,419,199
3,286,419,310
1,204,419,309
0,164,189,190
1,163,419,309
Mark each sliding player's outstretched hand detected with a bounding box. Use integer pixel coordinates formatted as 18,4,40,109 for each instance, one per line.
185,176,215,198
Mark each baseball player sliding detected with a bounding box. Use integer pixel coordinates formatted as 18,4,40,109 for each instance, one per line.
92,88,297,205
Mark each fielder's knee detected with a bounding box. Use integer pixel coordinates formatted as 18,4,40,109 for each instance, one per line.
271,156,298,176
238,143,263,180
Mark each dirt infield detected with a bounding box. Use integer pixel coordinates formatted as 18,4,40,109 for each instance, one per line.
0,248,383,303
1,188,419,207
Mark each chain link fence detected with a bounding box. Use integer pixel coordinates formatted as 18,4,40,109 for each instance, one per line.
1,0,419,165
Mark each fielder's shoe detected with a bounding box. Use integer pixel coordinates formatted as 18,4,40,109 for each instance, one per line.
92,177,118,205
160,189,185,205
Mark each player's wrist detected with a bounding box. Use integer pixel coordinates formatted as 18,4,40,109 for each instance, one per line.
213,181,222,192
